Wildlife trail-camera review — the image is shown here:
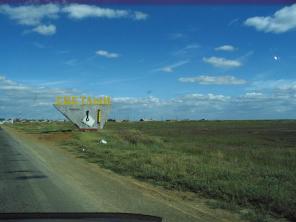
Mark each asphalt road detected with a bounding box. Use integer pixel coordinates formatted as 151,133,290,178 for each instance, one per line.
0,127,84,212
0,127,241,222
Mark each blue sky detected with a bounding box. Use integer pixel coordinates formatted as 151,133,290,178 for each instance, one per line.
0,3,296,120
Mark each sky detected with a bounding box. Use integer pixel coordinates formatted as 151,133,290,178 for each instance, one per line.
0,3,296,120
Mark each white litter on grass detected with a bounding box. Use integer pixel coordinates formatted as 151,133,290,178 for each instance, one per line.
82,148,86,152
99,139,107,144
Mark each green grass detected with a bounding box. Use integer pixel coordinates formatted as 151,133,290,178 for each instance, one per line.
11,121,75,134
9,120,296,221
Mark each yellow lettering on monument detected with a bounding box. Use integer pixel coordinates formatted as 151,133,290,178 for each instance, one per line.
55,96,111,105
55,96,62,105
72,96,78,105
103,96,108,104
87,96,92,105
81,96,86,105
64,96,71,105
99,97,103,105
93,97,100,105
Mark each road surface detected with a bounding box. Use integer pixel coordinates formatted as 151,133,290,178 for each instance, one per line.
0,127,241,222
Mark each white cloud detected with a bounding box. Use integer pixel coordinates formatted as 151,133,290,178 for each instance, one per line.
62,4,148,21
133,11,149,20
250,80,296,91
0,75,79,119
179,75,246,85
244,4,296,33
203,56,242,68
215,45,237,52
0,84,30,91
169,33,186,40
113,93,230,107
0,4,148,36
157,60,189,73
111,79,296,119
113,96,161,107
0,75,30,91
111,93,233,120
228,18,239,26
243,92,264,98
33,42,46,49
0,75,77,96
178,93,230,102
1,75,296,120
249,80,296,99
0,4,59,26
64,59,78,66
62,4,129,19
96,50,119,59
184,44,200,50
160,67,173,73
173,43,200,56
32,24,56,35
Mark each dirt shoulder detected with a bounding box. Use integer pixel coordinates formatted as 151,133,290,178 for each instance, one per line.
2,125,245,222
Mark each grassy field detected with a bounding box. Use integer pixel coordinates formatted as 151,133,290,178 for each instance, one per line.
9,120,296,221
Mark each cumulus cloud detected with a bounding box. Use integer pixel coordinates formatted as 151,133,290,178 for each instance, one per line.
0,4,148,36
111,93,231,120
1,75,296,120
177,93,230,102
62,4,128,19
179,75,246,85
215,45,237,52
244,4,296,33
32,24,56,35
0,4,59,26
62,4,148,21
203,56,242,68
249,80,296,98
111,79,296,120
0,75,79,119
113,96,162,107
96,50,119,59
244,92,264,98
